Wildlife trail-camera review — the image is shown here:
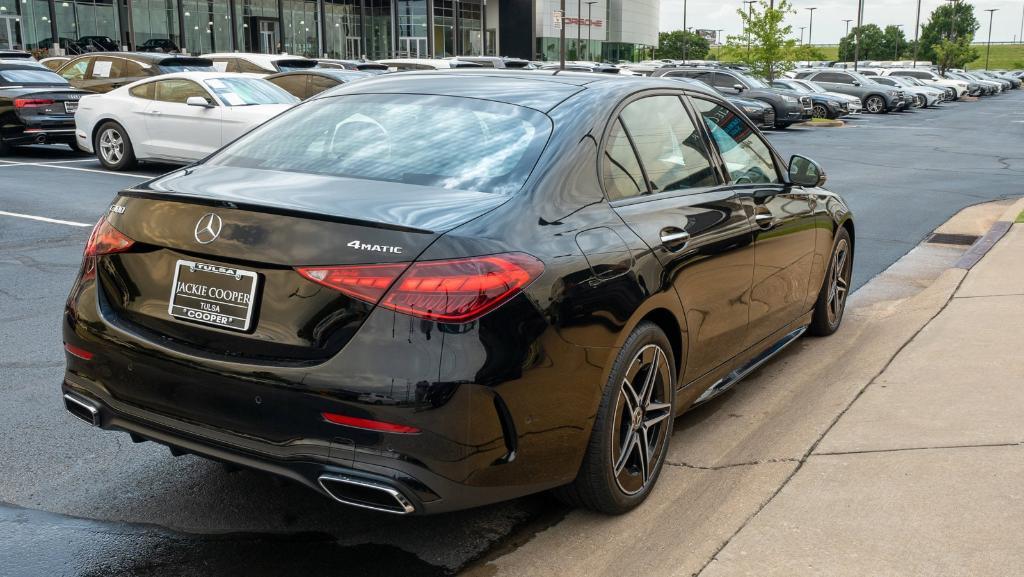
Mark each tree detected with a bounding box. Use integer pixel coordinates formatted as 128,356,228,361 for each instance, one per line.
720,0,799,81
880,25,908,60
917,1,979,70
655,30,710,61
837,24,885,61
933,38,978,73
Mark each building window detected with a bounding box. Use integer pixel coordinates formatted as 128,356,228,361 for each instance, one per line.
281,0,316,56
323,0,359,58
364,0,390,60
395,0,425,57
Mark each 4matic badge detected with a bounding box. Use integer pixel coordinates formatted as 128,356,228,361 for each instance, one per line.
347,240,404,254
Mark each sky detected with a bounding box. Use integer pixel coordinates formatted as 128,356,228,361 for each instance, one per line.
658,0,1024,44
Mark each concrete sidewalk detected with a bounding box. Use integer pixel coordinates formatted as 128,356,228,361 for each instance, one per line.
700,203,1024,576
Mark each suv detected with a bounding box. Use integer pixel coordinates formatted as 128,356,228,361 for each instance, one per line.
651,66,812,128
794,69,905,114
880,69,969,99
56,53,214,93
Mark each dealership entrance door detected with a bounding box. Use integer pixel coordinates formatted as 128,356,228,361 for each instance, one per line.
398,36,427,58
258,20,279,53
0,16,22,51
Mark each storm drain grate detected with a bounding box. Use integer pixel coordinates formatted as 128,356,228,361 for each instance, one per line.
927,233,981,246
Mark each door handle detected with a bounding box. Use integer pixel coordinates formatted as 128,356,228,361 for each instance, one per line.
660,228,690,250
755,212,775,230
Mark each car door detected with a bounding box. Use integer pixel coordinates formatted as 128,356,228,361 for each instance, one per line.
143,78,222,161
604,92,756,383
810,71,852,96
690,97,818,348
81,56,125,93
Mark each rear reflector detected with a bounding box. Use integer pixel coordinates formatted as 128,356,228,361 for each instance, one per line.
84,218,134,257
322,412,420,434
14,98,54,108
64,343,93,360
296,253,543,323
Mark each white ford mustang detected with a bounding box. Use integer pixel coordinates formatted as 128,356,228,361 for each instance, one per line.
75,71,298,170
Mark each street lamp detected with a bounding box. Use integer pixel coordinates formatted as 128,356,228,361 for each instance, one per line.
716,28,724,59
912,0,921,67
843,18,852,37
743,0,756,60
806,7,816,46
799,26,806,45
585,1,597,61
682,0,689,61
853,0,864,71
893,23,903,60
985,8,999,69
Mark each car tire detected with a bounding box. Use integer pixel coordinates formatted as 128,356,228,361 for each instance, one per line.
94,121,137,171
554,321,676,515
0,138,9,156
812,104,829,119
809,226,853,337
864,95,887,114
774,121,792,130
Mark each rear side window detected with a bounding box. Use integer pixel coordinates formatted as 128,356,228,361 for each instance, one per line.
617,95,717,194
267,75,308,98
692,98,779,185
602,119,647,200
208,94,552,195
817,73,851,84
129,81,156,99
309,75,341,95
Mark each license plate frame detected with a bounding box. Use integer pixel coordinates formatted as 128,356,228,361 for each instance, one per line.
64,101,78,114
168,260,259,332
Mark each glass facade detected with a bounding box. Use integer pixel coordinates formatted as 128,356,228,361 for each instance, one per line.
0,0,528,62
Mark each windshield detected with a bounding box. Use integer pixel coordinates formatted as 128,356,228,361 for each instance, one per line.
207,94,552,195
736,72,767,88
780,81,809,93
0,69,69,85
204,77,298,106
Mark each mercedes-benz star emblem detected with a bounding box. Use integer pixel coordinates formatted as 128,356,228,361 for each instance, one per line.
194,213,223,244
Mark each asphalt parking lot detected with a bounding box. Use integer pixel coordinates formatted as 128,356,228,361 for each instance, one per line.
2,90,1023,576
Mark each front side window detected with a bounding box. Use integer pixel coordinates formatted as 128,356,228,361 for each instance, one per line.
618,95,718,194
207,94,552,195
602,119,647,201
154,79,213,104
692,98,779,185
204,77,298,106
89,58,122,79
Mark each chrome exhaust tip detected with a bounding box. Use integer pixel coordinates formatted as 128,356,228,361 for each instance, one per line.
63,392,100,426
317,474,416,515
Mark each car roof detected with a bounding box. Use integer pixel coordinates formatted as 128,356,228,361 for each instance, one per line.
64,52,211,64
267,69,370,80
203,53,313,66
317,70,720,112
0,62,54,71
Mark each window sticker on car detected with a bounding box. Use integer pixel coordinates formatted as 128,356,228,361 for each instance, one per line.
221,92,245,106
212,61,229,72
206,78,226,89
93,60,112,78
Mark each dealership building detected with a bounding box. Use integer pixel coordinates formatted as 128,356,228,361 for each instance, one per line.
0,0,658,62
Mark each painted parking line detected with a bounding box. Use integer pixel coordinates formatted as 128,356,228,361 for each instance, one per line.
0,161,153,178
0,210,93,228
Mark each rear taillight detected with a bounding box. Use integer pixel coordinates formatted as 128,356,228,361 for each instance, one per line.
296,253,544,323
14,98,54,108
84,218,134,257
322,412,420,434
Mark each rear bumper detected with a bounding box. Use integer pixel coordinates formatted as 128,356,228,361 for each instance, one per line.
2,124,76,147
62,371,565,514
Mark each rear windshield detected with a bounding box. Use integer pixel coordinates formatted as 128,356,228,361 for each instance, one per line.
207,93,552,195
0,69,68,84
159,59,215,73
275,59,317,71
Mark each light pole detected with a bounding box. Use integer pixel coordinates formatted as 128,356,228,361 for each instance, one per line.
716,28,724,59
893,23,903,60
853,0,864,71
682,0,688,61
806,7,816,46
943,0,958,41
1020,4,1023,45
985,8,998,69
843,19,852,37
912,0,921,67
743,0,756,60
585,1,596,61
560,0,566,70
799,26,806,45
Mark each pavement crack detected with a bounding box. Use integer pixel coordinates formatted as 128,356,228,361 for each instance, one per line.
692,270,969,577
664,458,800,471
813,441,1024,458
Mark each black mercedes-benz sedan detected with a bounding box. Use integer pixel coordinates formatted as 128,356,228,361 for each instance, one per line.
62,71,854,515
0,64,88,153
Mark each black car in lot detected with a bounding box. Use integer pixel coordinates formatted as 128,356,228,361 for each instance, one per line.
651,66,813,128
0,64,88,153
62,71,854,516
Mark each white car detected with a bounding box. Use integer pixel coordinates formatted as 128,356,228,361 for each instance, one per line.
871,76,943,107
880,69,969,99
377,58,483,71
786,78,864,113
75,72,298,170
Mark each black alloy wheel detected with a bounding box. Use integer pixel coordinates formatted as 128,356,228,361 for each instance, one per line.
812,103,829,119
555,322,676,514
809,227,853,336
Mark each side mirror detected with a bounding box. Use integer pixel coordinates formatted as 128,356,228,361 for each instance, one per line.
186,96,214,108
789,155,827,188
733,83,746,93
852,80,861,86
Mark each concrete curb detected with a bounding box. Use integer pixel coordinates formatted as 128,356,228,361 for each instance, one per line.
793,119,845,128
954,196,1024,270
